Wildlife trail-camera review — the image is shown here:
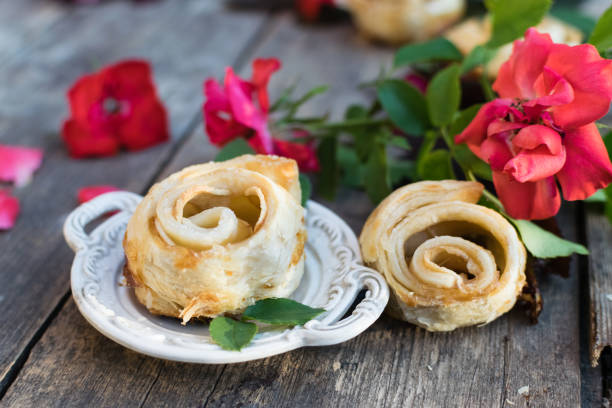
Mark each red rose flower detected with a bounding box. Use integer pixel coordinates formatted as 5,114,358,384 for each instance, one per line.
273,131,320,172
203,58,319,172
456,29,612,220
0,190,19,230
62,60,169,158
296,0,335,21
204,58,279,154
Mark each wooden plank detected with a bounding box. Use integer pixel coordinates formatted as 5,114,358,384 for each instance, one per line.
3,10,586,407
0,1,71,67
0,0,268,395
586,210,612,367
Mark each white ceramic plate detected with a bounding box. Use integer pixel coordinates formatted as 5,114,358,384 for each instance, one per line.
63,192,389,364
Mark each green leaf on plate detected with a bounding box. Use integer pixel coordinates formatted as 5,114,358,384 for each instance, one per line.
317,136,339,200
394,37,463,67
417,149,455,181
299,173,311,206
589,5,612,53
460,45,497,74
453,144,492,181
485,0,552,47
364,140,391,204
214,138,255,162
510,219,589,258
243,298,325,325
426,64,462,127
209,317,258,351
377,79,429,135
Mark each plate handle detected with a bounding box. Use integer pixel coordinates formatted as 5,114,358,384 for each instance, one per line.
299,264,390,346
63,191,142,252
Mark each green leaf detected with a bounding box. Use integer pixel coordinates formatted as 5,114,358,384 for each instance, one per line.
449,104,482,137
243,298,325,325
453,144,492,181
337,145,365,188
584,189,607,203
345,104,375,162
485,0,552,47
317,136,339,200
377,80,429,135
214,139,255,162
460,45,497,74
426,64,462,127
588,5,612,53
364,140,391,203
388,136,411,150
209,317,257,351
394,37,463,67
416,130,438,174
417,149,455,181
389,159,416,185
299,174,311,206
550,6,596,37
510,219,589,258
603,130,612,159
605,186,612,225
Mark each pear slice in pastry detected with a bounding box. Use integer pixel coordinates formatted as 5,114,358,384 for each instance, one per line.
123,155,306,323
359,180,526,331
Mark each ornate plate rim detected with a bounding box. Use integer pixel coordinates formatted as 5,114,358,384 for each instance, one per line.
63,191,389,364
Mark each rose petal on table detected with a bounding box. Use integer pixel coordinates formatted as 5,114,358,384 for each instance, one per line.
0,190,20,230
77,185,121,204
0,144,44,187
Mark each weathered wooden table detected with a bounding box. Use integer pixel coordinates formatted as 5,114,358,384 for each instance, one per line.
1,1,611,406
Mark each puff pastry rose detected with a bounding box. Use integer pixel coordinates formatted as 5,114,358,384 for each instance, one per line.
123,155,306,323
359,180,526,331
347,0,465,44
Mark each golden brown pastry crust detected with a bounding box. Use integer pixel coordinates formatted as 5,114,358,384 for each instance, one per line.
359,180,526,331
123,155,306,323
347,0,466,44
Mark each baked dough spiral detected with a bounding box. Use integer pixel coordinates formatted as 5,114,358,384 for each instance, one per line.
123,155,306,323
347,0,466,44
359,180,526,331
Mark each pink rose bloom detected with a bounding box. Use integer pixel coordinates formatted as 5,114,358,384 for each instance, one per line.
203,58,280,154
456,29,612,220
203,58,320,172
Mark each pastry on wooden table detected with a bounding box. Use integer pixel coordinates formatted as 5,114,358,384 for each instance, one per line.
359,180,526,331
445,16,582,78
123,154,306,323
346,0,466,44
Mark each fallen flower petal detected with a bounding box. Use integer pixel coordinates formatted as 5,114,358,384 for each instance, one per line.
0,190,19,230
77,185,121,204
0,144,44,187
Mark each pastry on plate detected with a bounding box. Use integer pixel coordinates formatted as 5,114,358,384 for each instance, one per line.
347,0,466,44
445,16,582,78
123,155,306,323
359,180,526,331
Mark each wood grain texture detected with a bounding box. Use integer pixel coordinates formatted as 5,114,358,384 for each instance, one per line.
1,10,589,407
586,210,612,367
0,0,267,394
